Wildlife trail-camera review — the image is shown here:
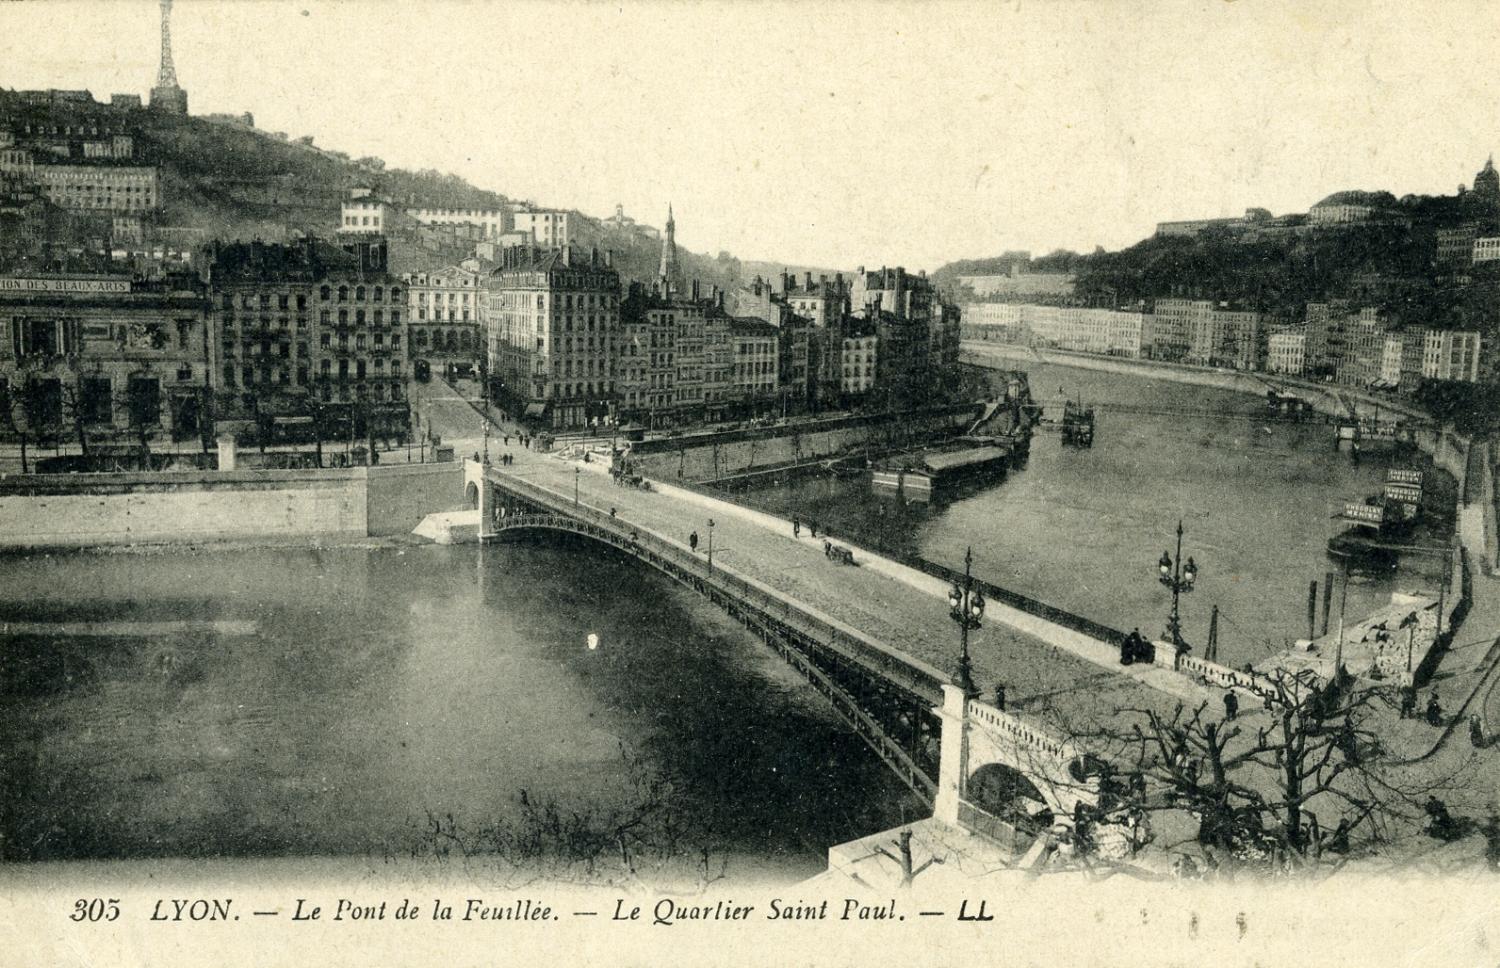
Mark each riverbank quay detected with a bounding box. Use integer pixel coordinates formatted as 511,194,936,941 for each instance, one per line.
963,341,1500,760
961,341,1431,423
0,461,461,548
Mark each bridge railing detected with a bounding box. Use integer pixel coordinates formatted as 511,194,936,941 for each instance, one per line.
486,470,950,703
966,698,1079,764
660,475,1133,651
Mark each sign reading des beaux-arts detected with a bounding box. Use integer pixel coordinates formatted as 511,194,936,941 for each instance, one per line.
0,277,132,295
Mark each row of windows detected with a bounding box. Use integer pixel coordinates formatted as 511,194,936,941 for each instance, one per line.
219,358,404,387
417,309,470,322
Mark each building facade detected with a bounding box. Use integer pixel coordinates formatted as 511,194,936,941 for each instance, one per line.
209,237,407,440
0,272,211,444
339,188,397,235
406,265,482,378
485,246,619,429
32,164,160,212
407,208,508,239
841,333,877,397
1266,328,1306,376
510,210,573,247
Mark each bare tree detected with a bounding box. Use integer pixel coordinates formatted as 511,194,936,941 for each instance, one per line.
873,827,943,887
1060,668,1470,870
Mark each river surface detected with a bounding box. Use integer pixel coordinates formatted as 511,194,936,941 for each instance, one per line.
0,543,912,875
723,361,1453,670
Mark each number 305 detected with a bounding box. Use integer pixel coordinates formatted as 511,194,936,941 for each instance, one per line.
71,899,120,922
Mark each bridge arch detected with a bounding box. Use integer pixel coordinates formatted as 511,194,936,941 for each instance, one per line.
966,762,1055,833
478,487,947,807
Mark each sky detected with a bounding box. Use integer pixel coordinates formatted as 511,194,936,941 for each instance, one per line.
2,0,1500,272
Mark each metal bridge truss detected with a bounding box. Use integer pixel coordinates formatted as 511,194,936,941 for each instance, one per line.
484,482,945,806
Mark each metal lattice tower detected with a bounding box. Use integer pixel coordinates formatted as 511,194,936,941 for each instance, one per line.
156,0,178,89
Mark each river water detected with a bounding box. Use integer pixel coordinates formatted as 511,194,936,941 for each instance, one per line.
723,361,1452,671
0,362,1451,875
0,542,912,876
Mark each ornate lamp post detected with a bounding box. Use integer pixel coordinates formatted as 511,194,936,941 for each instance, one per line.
481,417,490,465
948,546,986,699
707,518,716,573
574,465,580,506
1156,519,1199,667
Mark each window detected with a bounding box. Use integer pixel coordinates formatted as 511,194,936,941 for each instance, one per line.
321,286,331,301
320,333,331,348
338,286,348,302
374,287,383,303
356,286,366,301
296,294,307,311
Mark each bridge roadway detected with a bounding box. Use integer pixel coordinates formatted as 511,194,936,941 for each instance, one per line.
475,447,1187,739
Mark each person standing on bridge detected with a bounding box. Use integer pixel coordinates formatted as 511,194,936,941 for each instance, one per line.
689,531,699,553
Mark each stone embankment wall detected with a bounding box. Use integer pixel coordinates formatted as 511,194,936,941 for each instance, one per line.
624,407,976,483
962,341,1429,422
0,462,461,547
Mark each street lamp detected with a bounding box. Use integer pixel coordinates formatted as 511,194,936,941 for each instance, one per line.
574,465,580,507
1156,519,1199,667
707,518,716,572
481,417,490,465
948,546,986,699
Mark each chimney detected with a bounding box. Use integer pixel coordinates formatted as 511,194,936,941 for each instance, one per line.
717,290,724,310
605,249,613,268
590,246,598,266
804,271,813,289
780,270,790,293
819,274,827,287
835,272,843,287
562,243,573,265
691,280,701,301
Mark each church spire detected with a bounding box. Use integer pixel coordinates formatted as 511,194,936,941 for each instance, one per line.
658,203,681,294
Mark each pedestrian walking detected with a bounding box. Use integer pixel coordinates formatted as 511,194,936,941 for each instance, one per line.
1399,684,1417,719
1426,691,1444,728
609,507,617,518
689,531,699,552
810,519,819,538
793,516,801,538
993,682,1006,711
1223,691,1239,721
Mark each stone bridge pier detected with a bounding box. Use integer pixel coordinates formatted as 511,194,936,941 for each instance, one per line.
934,685,1100,850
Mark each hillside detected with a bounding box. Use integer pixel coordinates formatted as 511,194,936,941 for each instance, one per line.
935,198,1500,331
0,91,845,291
